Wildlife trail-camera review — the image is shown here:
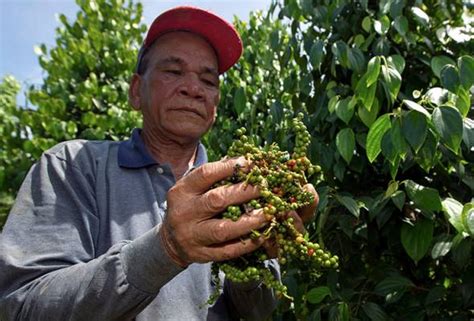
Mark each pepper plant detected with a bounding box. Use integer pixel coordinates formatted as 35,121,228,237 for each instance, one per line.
206,0,474,320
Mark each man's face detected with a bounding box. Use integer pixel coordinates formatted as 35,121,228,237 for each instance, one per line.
131,31,220,143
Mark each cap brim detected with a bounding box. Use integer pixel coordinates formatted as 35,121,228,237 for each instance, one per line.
143,6,242,74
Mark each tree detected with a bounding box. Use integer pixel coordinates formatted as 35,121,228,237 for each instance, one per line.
0,76,31,229
0,0,146,229
207,0,474,319
25,0,145,159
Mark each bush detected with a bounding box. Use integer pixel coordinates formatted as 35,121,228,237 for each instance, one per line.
207,0,474,319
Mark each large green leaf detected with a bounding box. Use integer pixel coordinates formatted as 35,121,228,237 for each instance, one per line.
442,198,464,234
387,55,405,74
307,286,331,304
462,203,474,236
431,55,456,78
336,97,355,124
336,195,360,218
402,110,428,153
458,55,474,89
375,275,413,296
432,106,463,153
403,100,430,117
381,64,401,104
404,180,442,213
381,129,397,164
440,65,460,93
431,235,453,259
367,114,392,162
416,129,438,172
310,40,325,71
233,87,247,115
336,128,355,164
463,118,474,150
366,56,381,87
401,218,434,263
362,302,389,321
358,98,380,127
390,119,409,159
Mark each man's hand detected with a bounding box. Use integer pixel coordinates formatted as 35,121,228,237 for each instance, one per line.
160,157,270,267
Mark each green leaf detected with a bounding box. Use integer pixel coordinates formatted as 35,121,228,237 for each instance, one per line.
358,98,380,127
402,110,428,153
366,114,391,163
441,198,464,234
336,195,360,218
375,275,413,296
440,65,460,93
423,87,450,106
462,202,474,236
310,40,325,71
456,87,470,117
384,181,399,198
432,106,463,153
328,95,339,114
404,180,442,213
425,286,447,305
366,56,381,87
431,55,456,78
401,218,434,263
416,129,438,172
374,15,390,35
394,16,408,35
390,119,409,159
458,55,474,89
336,97,354,124
381,64,401,104
357,78,377,110
411,7,430,27
402,100,430,117
381,129,397,164
391,190,405,211
233,87,247,115
307,286,331,304
338,302,350,321
336,128,355,164
431,235,453,259
347,47,365,74
387,55,405,74
463,118,474,150
362,302,389,321
270,101,284,124
362,16,372,32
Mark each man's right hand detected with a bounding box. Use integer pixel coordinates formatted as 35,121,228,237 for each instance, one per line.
160,157,270,267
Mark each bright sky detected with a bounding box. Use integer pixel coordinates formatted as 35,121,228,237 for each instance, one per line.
0,0,272,103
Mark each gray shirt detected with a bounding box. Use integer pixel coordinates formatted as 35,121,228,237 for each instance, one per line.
0,129,279,321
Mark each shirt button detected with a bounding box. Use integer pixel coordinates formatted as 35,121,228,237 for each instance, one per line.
156,167,164,174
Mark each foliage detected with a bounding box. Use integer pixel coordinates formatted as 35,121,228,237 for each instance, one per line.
25,0,145,159
206,0,474,320
0,0,146,229
0,76,31,229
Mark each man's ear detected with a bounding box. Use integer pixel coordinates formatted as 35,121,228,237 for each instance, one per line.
129,73,142,111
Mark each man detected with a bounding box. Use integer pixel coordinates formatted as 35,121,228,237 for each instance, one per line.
0,6,317,321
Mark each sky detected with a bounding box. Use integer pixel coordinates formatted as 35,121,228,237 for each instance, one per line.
0,0,273,103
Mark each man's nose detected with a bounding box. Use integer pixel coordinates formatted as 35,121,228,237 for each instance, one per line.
178,72,204,100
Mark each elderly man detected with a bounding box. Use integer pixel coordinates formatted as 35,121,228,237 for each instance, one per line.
0,6,317,321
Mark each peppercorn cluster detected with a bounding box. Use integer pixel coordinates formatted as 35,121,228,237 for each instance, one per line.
208,113,339,304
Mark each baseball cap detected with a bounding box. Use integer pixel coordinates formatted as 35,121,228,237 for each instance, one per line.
136,6,243,74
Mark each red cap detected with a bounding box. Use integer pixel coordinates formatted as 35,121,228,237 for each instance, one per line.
136,6,243,74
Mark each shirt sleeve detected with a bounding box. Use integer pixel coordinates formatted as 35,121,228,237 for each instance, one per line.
0,149,184,321
223,259,280,321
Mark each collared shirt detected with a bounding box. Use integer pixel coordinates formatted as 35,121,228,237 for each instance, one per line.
0,130,278,321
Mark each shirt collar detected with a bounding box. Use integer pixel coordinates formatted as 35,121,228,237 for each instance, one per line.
118,128,208,169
